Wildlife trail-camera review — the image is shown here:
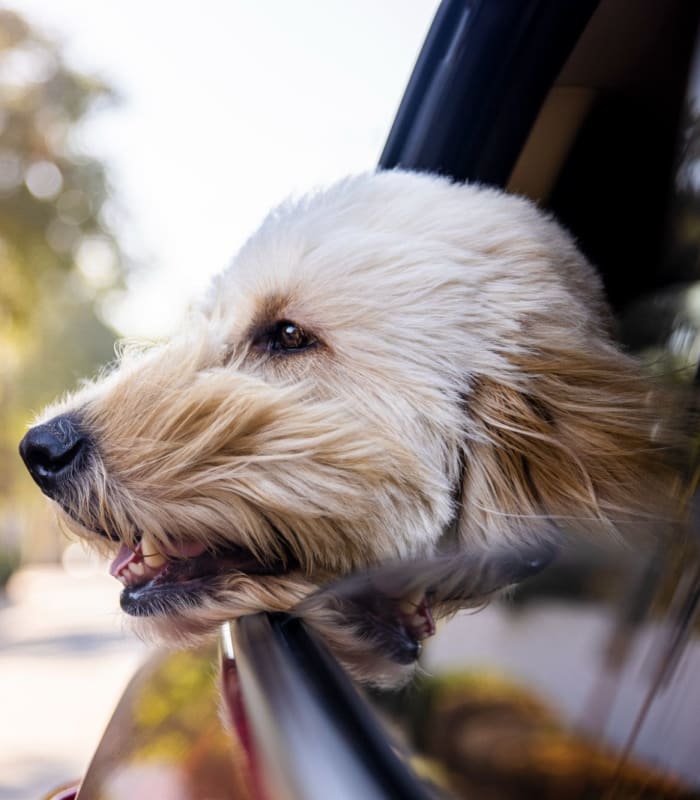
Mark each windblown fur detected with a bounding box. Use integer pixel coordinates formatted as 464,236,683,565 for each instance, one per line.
30,170,681,683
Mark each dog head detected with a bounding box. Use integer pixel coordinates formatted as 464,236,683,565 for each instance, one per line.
19,171,680,668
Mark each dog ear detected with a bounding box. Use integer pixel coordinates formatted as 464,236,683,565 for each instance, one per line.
459,336,682,551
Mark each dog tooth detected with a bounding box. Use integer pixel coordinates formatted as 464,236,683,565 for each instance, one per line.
129,561,145,576
141,532,166,567
399,599,417,615
143,550,166,568
398,590,424,616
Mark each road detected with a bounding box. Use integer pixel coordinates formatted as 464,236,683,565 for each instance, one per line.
0,561,149,800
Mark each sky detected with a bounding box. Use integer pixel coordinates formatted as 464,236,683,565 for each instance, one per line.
16,0,439,337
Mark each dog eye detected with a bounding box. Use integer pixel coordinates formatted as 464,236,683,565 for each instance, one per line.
262,320,317,353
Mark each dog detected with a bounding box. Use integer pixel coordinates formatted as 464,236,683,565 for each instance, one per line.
19,170,681,684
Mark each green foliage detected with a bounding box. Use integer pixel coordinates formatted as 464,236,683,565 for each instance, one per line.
78,647,251,797
0,544,19,588
0,8,128,565
0,9,122,346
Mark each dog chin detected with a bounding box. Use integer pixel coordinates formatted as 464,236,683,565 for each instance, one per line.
119,571,225,618
118,570,289,638
122,568,322,649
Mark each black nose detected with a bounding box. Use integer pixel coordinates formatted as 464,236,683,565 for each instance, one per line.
19,415,89,497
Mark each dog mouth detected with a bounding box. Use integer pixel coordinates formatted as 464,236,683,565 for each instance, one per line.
109,531,290,617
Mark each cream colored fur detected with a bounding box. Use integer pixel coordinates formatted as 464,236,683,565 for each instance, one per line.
40,170,680,682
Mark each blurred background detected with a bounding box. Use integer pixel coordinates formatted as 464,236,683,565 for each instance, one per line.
0,2,438,797
4,2,700,799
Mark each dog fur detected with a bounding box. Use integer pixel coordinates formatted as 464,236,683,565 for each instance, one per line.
30,170,681,683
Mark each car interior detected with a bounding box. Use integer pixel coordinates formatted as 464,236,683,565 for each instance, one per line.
511,0,699,313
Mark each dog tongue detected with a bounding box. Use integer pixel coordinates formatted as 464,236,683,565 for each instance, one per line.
110,543,138,577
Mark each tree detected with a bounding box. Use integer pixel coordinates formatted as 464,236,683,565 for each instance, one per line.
0,9,128,569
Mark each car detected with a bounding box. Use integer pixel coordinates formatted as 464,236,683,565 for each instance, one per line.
45,0,700,797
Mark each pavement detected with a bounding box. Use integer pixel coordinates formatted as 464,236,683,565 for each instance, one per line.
0,554,149,800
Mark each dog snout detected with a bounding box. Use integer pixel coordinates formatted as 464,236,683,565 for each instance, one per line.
19,414,90,498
